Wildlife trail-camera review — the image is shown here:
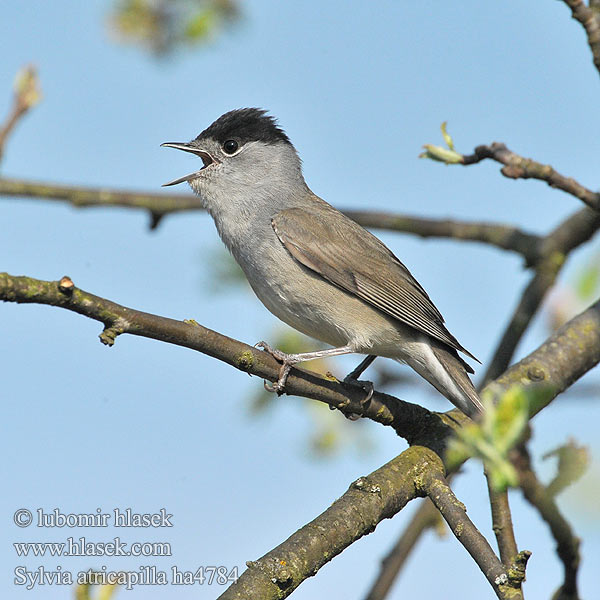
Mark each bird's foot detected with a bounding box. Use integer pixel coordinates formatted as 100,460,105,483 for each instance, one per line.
343,372,375,410
342,354,376,411
255,341,298,395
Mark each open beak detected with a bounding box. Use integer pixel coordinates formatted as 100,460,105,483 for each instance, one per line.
160,142,215,187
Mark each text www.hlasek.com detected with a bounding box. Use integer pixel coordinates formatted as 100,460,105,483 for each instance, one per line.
14,537,171,557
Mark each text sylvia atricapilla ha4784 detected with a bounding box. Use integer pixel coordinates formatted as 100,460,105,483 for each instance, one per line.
162,108,483,419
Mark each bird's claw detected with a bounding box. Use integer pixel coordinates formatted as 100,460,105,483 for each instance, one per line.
263,379,282,394
343,374,375,409
255,340,287,362
256,341,296,395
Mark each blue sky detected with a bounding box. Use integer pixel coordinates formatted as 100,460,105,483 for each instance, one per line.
1,1,599,599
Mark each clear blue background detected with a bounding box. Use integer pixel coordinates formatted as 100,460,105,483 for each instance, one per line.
1,1,599,599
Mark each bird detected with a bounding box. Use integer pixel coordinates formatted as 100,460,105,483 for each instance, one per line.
162,108,483,419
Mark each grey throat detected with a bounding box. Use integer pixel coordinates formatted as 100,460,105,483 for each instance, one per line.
162,108,483,419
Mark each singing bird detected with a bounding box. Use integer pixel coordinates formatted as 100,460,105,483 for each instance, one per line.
162,108,482,418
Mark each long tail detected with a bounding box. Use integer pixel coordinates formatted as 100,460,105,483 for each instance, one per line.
403,340,484,419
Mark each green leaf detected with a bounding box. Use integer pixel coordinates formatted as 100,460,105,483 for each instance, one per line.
419,144,463,164
490,386,529,454
108,0,241,56
419,122,462,163
310,428,339,455
544,440,589,497
98,582,119,600
75,581,91,600
185,9,216,41
74,578,119,600
575,255,600,300
440,121,455,150
14,65,42,108
447,384,533,492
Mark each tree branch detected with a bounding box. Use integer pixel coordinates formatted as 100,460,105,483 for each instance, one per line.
419,466,520,600
482,207,600,383
561,0,600,78
219,294,600,598
0,272,449,445
0,176,542,260
0,177,202,228
461,143,600,212
0,66,41,163
363,499,441,600
486,479,519,567
478,209,600,565
343,210,542,265
494,297,600,418
2,278,599,598
2,272,599,431
513,447,581,600
215,447,430,599
218,448,517,600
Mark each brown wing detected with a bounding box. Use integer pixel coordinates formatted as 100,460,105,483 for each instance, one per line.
271,204,479,363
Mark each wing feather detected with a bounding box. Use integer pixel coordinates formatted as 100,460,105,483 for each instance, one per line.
271,204,479,362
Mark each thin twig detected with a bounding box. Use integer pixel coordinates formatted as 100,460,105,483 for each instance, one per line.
0,177,543,258
0,272,448,445
0,177,202,229
513,447,581,600
479,208,600,568
2,277,600,598
0,66,41,163
419,466,518,600
462,143,600,212
486,480,519,566
561,0,600,78
482,207,600,383
344,210,542,265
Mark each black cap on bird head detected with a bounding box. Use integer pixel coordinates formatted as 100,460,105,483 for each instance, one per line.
194,108,291,147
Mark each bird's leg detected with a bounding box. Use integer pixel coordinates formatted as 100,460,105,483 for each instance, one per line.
255,341,355,394
343,355,377,407
344,354,377,382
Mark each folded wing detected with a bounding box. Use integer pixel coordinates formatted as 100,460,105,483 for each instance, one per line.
271,204,479,367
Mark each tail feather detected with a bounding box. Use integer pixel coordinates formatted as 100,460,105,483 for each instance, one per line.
403,340,484,419
430,344,483,419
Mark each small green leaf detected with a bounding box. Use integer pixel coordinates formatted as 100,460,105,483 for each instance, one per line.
185,9,216,41
440,121,455,150
108,0,241,56
419,144,463,164
14,65,42,108
544,440,589,497
98,582,120,600
492,386,529,453
447,384,533,492
575,256,600,300
310,428,338,454
75,581,91,600
74,576,119,600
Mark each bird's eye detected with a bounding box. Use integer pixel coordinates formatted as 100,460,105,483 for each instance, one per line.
223,139,239,154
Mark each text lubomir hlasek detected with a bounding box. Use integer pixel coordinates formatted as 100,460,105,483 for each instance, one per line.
36,508,173,527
